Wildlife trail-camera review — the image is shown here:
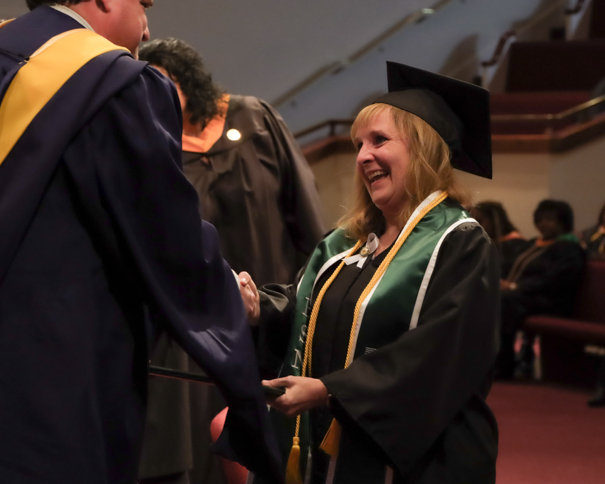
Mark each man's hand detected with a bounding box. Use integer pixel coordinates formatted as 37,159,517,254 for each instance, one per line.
238,271,260,326
262,376,329,418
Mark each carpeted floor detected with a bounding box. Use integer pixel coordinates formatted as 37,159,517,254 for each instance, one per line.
488,381,605,484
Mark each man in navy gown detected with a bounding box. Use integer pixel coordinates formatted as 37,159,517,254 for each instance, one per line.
0,1,281,483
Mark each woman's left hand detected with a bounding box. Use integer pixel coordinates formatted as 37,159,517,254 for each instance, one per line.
262,376,329,418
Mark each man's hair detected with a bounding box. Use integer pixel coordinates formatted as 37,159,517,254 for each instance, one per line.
534,199,575,233
339,103,470,240
27,0,84,10
139,38,223,129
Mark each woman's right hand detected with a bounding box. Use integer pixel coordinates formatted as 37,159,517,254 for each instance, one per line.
238,271,260,326
262,376,329,418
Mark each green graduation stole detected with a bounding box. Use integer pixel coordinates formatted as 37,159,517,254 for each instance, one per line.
270,191,475,484
0,28,128,166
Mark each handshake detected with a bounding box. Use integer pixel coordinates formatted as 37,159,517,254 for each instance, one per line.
237,271,260,326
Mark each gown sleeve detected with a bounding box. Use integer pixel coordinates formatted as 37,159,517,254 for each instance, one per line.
255,277,300,378
62,65,282,482
259,100,326,260
320,223,500,477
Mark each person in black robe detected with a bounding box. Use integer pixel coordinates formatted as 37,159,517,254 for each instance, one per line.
137,39,325,484
497,200,585,379
580,201,605,406
0,3,281,483
579,201,605,260
242,62,500,484
472,200,527,277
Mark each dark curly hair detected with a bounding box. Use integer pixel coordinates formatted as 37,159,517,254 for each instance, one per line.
26,0,83,10
139,38,223,129
533,199,575,233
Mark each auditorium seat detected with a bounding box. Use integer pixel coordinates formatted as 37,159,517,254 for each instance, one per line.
524,261,605,387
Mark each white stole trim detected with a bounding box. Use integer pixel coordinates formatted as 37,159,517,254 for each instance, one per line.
325,454,338,484
304,448,313,484
408,218,477,330
299,247,352,297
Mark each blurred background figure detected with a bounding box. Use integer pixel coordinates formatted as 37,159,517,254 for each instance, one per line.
138,38,326,484
581,201,605,407
580,201,605,261
497,200,585,380
472,201,526,278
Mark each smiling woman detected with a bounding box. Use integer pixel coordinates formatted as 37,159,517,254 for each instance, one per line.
346,102,471,248
249,62,501,484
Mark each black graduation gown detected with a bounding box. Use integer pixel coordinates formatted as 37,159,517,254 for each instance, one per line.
581,225,605,260
501,238,586,335
182,94,326,286
259,223,499,484
0,7,281,484
497,237,527,280
140,95,325,482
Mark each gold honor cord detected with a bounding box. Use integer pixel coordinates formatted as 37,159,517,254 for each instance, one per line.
589,226,605,242
0,19,15,29
286,191,448,484
286,239,362,484
0,29,128,167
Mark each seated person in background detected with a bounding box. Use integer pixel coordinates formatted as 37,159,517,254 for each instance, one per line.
497,200,585,379
137,38,326,484
579,201,605,260
581,201,605,406
472,201,526,277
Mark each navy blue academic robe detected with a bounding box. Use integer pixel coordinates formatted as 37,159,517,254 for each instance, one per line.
0,7,280,484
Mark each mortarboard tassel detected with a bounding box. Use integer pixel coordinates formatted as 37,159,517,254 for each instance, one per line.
286,436,303,484
319,418,341,456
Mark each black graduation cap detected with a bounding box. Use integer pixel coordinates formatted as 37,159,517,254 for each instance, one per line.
373,61,492,179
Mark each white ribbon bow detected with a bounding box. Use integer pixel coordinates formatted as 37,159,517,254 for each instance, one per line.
344,233,379,268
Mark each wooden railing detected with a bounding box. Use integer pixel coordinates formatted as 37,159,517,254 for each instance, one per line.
491,94,605,127
296,95,605,156
294,119,353,139
295,94,605,140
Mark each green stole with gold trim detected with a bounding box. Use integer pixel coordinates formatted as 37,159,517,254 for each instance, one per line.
261,195,473,482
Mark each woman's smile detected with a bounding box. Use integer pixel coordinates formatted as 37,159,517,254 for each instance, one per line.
354,110,412,221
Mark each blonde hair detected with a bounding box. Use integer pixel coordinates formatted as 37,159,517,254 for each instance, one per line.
338,103,471,241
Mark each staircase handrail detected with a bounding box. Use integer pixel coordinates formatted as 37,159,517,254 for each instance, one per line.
273,0,455,108
295,95,605,140
491,93,605,123
565,0,587,15
481,31,517,68
294,119,354,139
